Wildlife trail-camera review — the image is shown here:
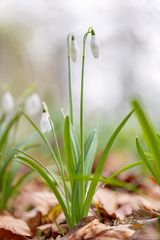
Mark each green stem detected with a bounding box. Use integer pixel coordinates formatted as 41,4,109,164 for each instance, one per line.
80,28,93,208
67,34,74,125
49,118,71,216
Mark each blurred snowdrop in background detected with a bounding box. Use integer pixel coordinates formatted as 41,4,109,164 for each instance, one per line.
1,91,14,113
25,93,41,116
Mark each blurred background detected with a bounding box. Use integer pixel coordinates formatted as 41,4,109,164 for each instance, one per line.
1,0,160,110
0,0,160,161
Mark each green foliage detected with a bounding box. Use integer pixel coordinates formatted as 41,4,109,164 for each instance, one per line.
0,111,30,210
0,87,39,211
16,27,134,228
133,100,160,185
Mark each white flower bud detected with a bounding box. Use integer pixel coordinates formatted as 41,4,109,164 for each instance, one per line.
70,38,78,62
90,35,99,58
2,91,14,113
25,93,41,116
40,111,51,133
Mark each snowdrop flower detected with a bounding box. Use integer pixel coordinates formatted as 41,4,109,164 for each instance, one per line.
2,91,14,113
70,36,78,62
25,93,41,116
40,109,51,133
90,34,99,58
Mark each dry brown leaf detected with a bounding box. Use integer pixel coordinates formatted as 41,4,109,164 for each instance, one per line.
65,219,135,240
35,222,68,239
0,216,31,237
13,189,58,222
27,211,42,234
92,203,119,225
14,190,57,214
131,222,160,240
94,188,160,220
0,229,28,240
94,188,118,214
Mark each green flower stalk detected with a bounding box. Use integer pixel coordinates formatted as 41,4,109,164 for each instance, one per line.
80,27,99,205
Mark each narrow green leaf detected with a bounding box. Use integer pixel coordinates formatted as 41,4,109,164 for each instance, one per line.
0,113,6,125
0,150,15,186
1,173,12,209
0,111,21,152
64,116,75,185
132,100,160,174
15,148,64,195
69,121,83,224
7,161,19,187
83,109,134,216
136,137,160,185
11,171,32,197
71,129,98,221
100,177,137,191
108,160,142,179
84,129,97,175
70,124,80,167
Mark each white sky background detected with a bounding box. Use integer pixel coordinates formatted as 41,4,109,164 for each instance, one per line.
0,0,160,116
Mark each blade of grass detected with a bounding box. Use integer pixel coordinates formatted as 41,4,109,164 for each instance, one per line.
83,109,134,216
10,171,32,197
136,137,160,185
64,116,76,185
70,123,80,167
64,116,79,225
15,148,65,196
108,160,142,179
100,177,137,191
84,129,97,176
0,143,40,186
0,111,21,152
132,100,160,174
67,158,142,184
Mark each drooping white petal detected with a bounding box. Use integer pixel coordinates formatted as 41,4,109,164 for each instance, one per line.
71,39,78,62
90,35,99,58
2,91,14,113
40,112,51,133
25,93,41,116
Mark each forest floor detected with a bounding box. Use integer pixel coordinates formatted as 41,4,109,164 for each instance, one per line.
0,172,160,240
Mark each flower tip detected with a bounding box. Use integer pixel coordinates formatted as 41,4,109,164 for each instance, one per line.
40,111,51,133
71,37,78,62
90,35,99,59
